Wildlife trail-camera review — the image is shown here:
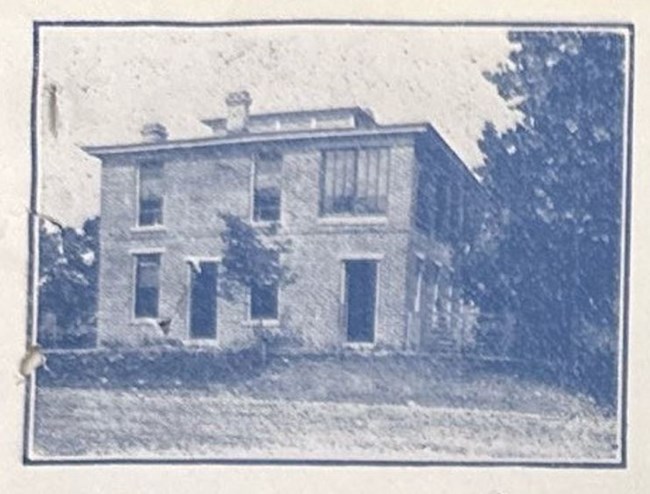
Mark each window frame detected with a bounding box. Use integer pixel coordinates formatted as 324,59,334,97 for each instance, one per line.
249,281,280,322
413,255,425,314
251,149,283,225
246,249,281,323
132,252,162,320
319,146,390,218
449,179,464,238
434,173,450,239
426,260,442,331
414,160,436,234
136,160,165,228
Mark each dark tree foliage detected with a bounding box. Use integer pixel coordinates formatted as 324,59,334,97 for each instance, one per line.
218,213,293,299
218,213,295,361
465,32,625,404
38,216,100,348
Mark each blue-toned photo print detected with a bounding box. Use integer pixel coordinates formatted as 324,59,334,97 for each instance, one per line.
25,21,633,466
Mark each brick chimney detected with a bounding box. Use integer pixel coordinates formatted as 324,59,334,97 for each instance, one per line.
140,122,168,142
225,91,252,133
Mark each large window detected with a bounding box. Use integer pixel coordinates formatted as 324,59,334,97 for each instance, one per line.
138,161,164,226
134,254,161,318
253,151,282,222
320,148,390,216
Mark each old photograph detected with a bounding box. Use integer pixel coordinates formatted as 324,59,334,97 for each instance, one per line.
25,21,632,465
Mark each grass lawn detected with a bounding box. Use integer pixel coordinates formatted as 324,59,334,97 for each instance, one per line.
31,354,619,462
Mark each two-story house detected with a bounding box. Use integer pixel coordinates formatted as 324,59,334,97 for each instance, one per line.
83,91,491,354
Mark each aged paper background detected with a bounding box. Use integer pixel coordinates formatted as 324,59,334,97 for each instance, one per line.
0,0,648,492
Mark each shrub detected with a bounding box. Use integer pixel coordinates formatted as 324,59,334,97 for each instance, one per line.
37,345,264,389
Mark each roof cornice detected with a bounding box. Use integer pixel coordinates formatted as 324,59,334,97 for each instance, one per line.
81,123,432,158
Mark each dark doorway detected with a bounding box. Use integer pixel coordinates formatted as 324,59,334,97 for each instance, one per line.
344,260,378,343
189,261,217,339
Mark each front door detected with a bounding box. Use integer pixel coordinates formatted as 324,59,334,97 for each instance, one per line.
344,260,378,343
189,261,217,339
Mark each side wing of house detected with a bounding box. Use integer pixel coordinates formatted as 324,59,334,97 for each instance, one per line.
405,130,495,354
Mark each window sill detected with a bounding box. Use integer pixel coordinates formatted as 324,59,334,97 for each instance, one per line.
185,338,219,346
317,215,388,226
130,317,160,325
242,319,280,327
343,341,376,350
130,225,167,233
250,220,282,228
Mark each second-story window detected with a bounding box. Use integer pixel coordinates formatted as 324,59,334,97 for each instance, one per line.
320,148,390,216
253,151,282,222
415,163,435,233
138,161,164,226
450,181,463,238
435,174,449,238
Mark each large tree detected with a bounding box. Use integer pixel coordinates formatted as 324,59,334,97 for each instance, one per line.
465,32,626,400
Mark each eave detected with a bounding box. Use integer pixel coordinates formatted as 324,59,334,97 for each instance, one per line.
81,123,433,159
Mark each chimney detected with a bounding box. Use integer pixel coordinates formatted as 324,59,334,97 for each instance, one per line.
140,122,168,142
225,91,252,133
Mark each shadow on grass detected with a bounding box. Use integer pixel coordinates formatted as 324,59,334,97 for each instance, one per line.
37,347,608,418
37,345,264,390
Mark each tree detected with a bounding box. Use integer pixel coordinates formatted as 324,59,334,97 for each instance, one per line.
465,32,625,404
218,213,293,299
218,213,295,361
38,216,100,348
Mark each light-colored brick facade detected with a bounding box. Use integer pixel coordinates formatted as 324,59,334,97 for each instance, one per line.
85,94,488,353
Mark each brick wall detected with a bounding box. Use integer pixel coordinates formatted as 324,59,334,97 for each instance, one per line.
97,135,418,351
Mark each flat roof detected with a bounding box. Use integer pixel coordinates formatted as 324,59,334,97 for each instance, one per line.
200,106,374,129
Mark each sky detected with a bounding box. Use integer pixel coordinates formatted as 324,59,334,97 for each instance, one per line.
38,25,521,227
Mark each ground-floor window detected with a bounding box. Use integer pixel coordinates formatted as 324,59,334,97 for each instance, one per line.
134,253,161,318
250,282,279,320
413,257,425,313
